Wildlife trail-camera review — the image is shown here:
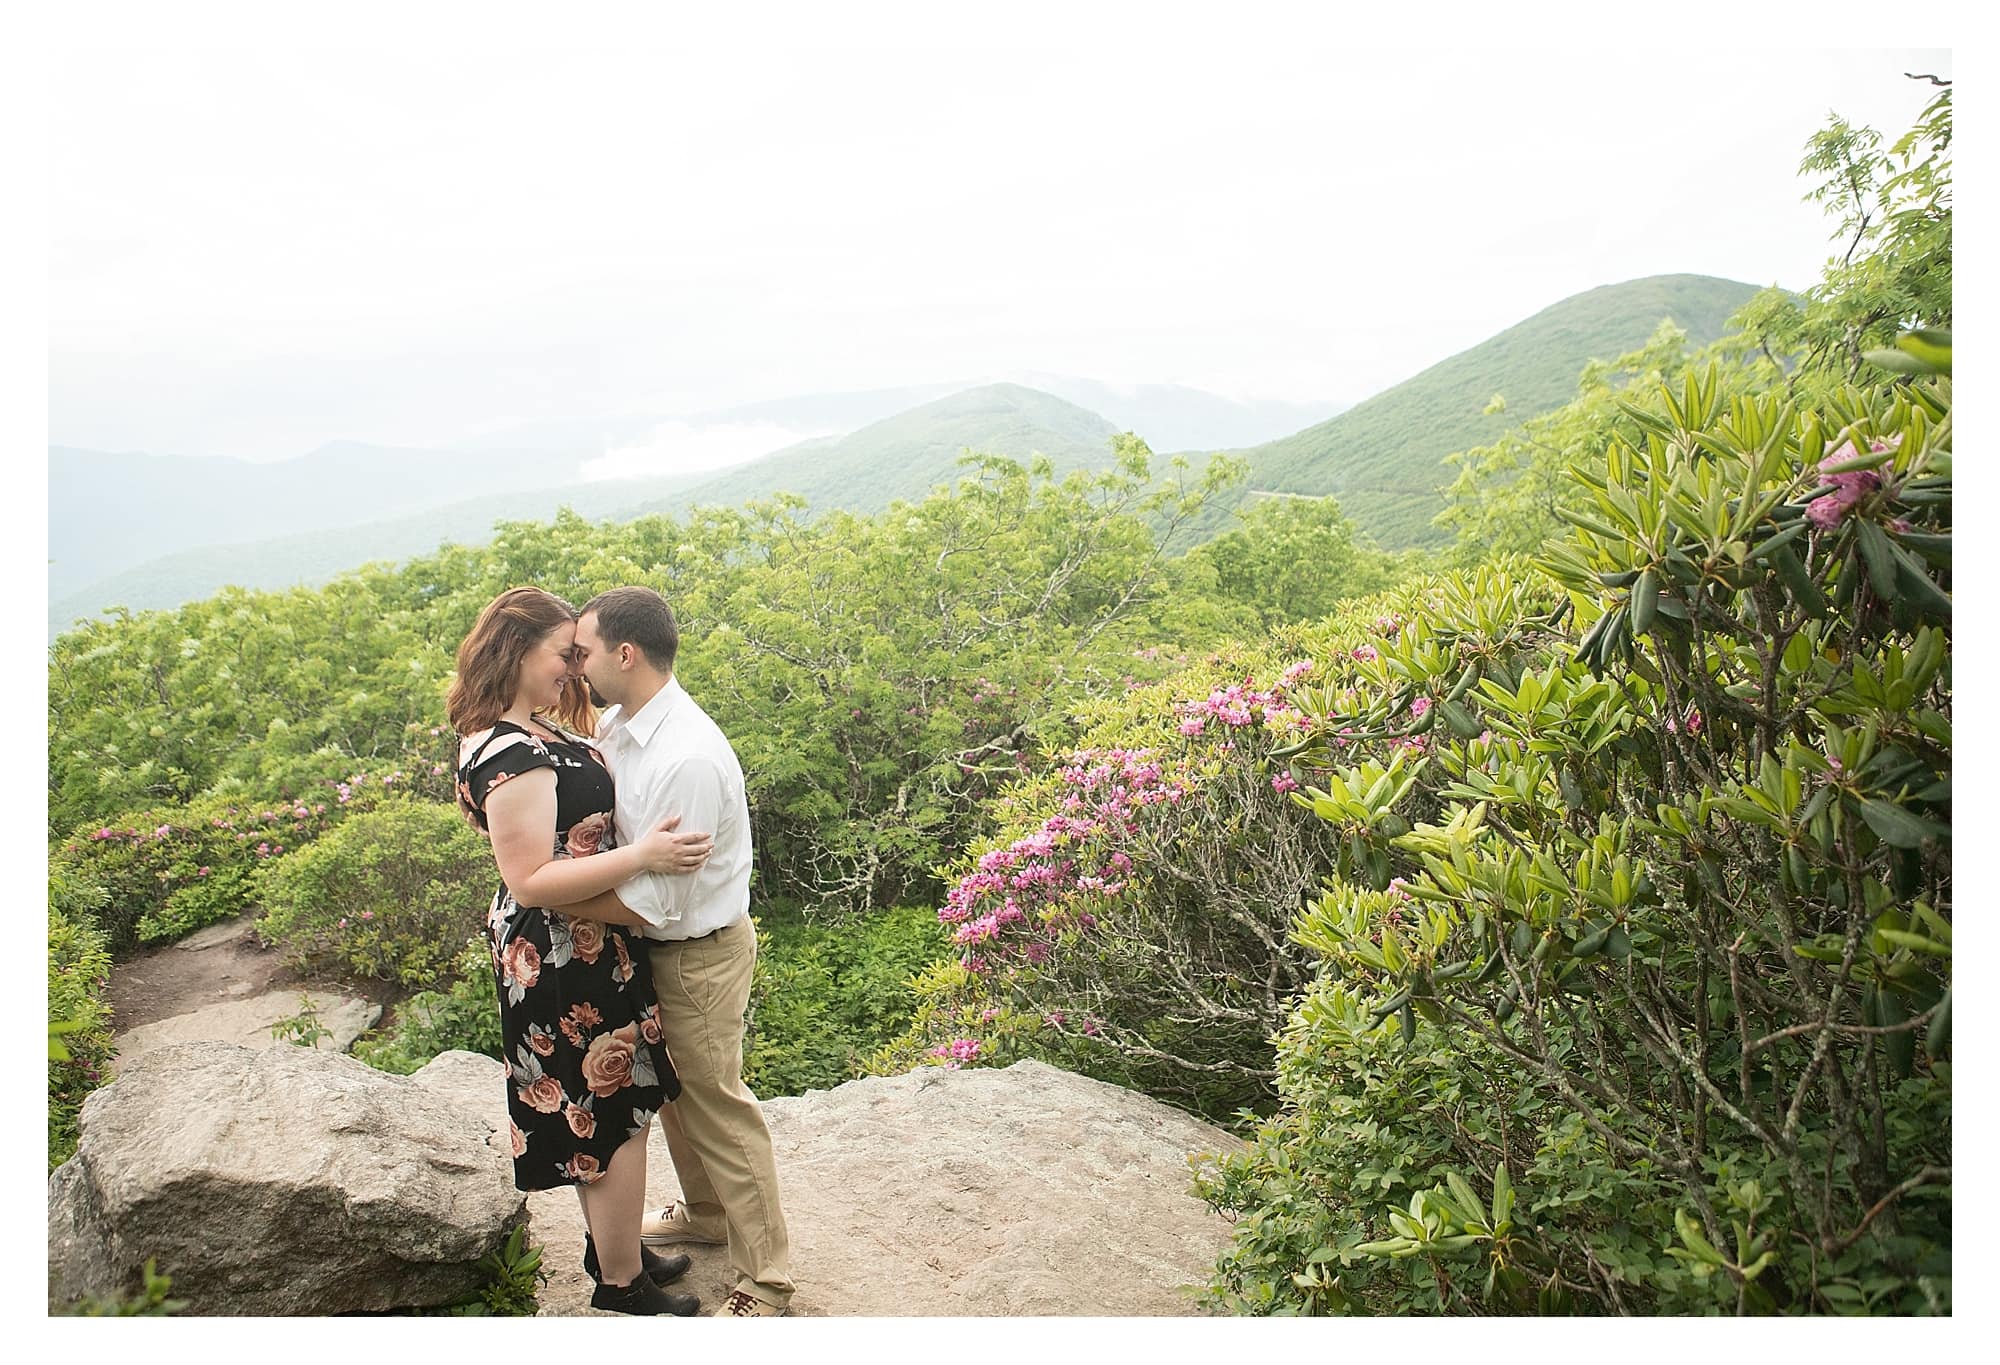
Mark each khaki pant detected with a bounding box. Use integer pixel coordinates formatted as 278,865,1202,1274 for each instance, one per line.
646,917,794,1307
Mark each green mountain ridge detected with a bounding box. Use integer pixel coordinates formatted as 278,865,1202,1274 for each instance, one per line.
634,382,1123,518
1224,273,1763,546
47,275,1761,639
47,385,1123,639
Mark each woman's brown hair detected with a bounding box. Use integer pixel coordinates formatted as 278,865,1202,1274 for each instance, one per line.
447,586,597,737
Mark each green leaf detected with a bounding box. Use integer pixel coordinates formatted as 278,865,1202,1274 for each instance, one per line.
1875,927,1951,957
1853,796,1948,848
1855,521,1901,599
1490,1163,1514,1228
1674,1209,1726,1266
1862,348,1939,377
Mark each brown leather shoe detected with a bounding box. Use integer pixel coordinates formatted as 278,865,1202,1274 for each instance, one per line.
712,1289,785,1317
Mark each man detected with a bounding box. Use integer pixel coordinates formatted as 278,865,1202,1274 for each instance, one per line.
569,585,795,1318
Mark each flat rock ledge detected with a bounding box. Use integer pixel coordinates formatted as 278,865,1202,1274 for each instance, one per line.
111,989,382,1075
430,1052,1244,1317
48,1041,523,1315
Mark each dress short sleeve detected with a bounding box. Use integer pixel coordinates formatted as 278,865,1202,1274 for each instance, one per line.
456,727,557,832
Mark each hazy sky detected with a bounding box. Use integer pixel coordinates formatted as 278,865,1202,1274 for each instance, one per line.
46,17,1952,462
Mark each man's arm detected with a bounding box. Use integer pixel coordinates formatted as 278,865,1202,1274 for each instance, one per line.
563,888,653,927
483,771,703,915
617,754,728,929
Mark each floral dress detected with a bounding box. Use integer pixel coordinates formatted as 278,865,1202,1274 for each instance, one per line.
456,718,679,1191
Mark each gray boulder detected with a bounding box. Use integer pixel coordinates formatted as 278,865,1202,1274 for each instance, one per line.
48,1041,524,1315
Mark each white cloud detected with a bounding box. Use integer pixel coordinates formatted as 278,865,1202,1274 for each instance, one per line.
580,420,834,482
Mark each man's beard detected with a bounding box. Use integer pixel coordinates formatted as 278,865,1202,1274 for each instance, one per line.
585,679,609,708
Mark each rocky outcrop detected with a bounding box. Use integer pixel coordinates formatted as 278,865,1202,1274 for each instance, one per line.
110,990,381,1076
51,1044,1242,1316
47,1041,523,1314
515,1055,1244,1316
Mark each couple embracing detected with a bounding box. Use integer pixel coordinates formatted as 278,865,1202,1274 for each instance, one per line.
447,585,793,1317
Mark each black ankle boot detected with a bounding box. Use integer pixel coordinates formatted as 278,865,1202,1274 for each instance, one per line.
583,1234,692,1286
588,1273,700,1316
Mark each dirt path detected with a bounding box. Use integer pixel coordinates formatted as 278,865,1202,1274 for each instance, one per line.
108,912,411,1034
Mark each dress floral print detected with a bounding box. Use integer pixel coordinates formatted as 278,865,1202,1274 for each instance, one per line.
457,719,679,1191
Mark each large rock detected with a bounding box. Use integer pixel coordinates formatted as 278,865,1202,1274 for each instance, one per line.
111,990,382,1075
492,1053,1240,1315
47,1041,524,1314
409,1049,513,1151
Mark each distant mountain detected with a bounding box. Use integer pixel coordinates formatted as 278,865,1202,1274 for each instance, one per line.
47,440,567,601
635,383,1123,518
46,469,714,639
1221,274,1764,547
1006,374,1350,453
46,277,1752,637
48,384,1124,638
449,377,1345,465
446,384,969,458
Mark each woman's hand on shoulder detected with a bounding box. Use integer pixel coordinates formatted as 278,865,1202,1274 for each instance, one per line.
636,813,714,875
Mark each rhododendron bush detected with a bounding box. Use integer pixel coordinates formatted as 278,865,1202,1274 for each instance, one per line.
876,564,1557,1114
46,763,436,951
1198,366,1950,1316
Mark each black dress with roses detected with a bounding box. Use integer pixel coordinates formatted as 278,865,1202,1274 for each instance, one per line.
457,719,679,1191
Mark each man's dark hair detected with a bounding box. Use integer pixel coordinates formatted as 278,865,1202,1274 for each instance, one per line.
581,585,680,672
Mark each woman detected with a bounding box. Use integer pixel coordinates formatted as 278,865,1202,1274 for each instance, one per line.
449,586,713,1316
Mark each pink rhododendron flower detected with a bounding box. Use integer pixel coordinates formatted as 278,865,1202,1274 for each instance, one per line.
1806,441,1894,529
1271,773,1300,794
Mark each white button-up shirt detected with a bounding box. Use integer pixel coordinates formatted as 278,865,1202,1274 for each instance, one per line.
593,677,752,941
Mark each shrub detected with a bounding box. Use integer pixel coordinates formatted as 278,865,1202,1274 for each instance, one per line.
875,565,1554,1120
48,791,337,951
353,938,506,1074
255,797,495,990
49,868,116,1168
744,905,949,1097
1199,369,1951,1315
